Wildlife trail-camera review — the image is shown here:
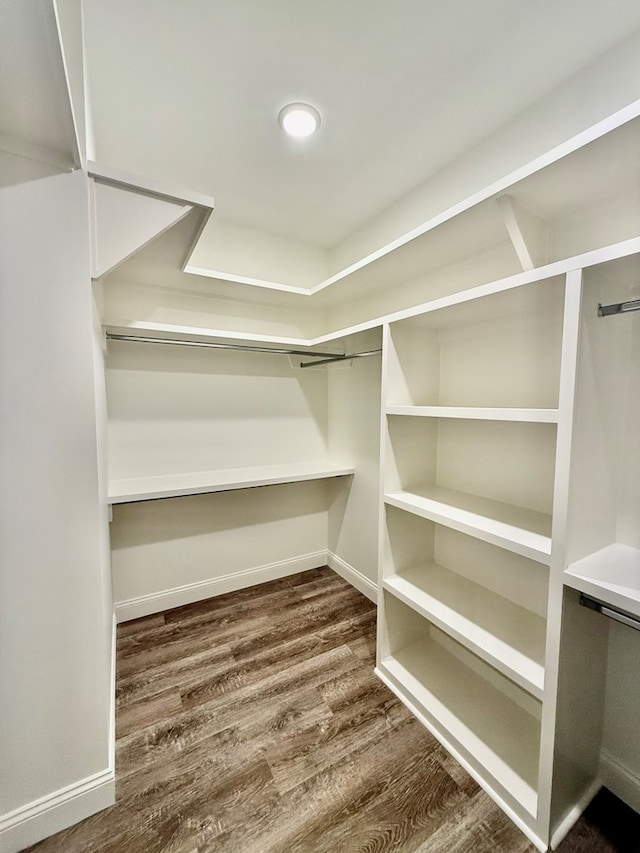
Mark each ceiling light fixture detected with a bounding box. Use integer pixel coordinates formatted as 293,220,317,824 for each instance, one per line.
278,103,321,138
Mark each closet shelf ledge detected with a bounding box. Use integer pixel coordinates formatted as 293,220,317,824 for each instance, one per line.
384,487,552,565
386,405,559,423
108,461,355,504
564,544,640,620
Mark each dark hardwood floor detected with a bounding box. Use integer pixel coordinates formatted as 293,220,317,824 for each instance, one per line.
23,567,637,852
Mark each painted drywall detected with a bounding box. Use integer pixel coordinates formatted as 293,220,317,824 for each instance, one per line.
327,330,382,589
0,169,113,848
106,336,340,616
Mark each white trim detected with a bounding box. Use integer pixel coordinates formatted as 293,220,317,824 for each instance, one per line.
183,263,313,296
109,614,117,775
600,749,640,814
0,769,114,853
549,779,601,850
51,0,83,169
115,551,328,622
87,161,215,209
327,552,378,603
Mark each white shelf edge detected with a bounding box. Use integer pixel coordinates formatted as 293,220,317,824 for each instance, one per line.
108,461,355,504
384,489,552,565
564,543,640,620
386,405,559,423
376,643,540,818
382,570,545,699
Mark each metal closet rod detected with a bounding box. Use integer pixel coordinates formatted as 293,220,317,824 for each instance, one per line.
299,349,382,368
106,333,381,365
597,298,640,317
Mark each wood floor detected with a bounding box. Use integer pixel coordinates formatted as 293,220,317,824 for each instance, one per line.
23,567,635,853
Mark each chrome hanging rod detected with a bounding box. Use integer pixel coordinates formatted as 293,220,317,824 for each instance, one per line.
597,298,640,317
579,594,640,632
299,349,382,368
106,333,344,359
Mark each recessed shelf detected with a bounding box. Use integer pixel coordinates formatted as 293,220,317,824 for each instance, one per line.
108,461,355,504
383,564,545,699
384,487,552,564
378,632,540,817
387,405,559,423
564,544,640,620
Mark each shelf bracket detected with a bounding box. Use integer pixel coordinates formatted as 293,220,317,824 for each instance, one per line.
495,194,547,272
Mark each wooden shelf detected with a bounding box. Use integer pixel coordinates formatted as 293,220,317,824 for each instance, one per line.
108,461,355,504
565,544,640,620
384,487,552,564
378,635,540,817
383,565,545,699
387,405,559,423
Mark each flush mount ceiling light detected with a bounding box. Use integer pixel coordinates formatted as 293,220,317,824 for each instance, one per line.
278,103,321,138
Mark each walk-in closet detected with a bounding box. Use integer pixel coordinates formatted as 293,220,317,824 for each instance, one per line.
3,2,640,852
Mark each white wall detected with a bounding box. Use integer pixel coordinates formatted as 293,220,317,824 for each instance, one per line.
106,336,343,619
0,168,113,850
327,330,382,597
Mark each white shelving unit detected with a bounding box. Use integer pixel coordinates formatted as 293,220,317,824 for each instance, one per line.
376,270,591,850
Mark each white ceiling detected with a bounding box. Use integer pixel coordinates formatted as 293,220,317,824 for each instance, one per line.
83,0,640,249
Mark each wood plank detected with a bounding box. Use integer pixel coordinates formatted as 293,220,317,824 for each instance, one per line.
33,567,630,853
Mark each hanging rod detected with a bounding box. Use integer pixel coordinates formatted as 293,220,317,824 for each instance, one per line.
579,594,640,632
106,333,345,359
299,348,382,368
597,298,640,317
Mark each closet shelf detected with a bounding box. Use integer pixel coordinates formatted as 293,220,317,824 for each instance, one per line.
383,566,545,699
377,638,540,817
386,405,559,423
104,319,313,349
108,461,355,504
564,544,640,620
384,487,552,564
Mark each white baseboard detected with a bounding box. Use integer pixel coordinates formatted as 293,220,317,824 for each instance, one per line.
327,551,378,603
0,615,118,853
0,768,115,853
600,749,640,813
115,551,329,622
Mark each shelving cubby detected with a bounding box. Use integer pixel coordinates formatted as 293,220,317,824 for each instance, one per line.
384,411,556,563
563,254,640,608
382,505,547,698
377,593,542,819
